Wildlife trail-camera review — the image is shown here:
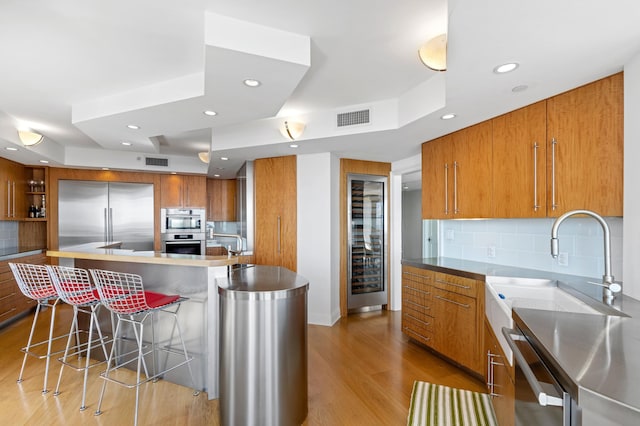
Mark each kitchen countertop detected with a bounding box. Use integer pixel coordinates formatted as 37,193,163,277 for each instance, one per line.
403,257,640,420
0,248,44,261
48,242,238,267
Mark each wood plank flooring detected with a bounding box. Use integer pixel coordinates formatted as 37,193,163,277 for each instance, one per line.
0,306,485,425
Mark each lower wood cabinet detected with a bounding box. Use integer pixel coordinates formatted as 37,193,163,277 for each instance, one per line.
0,252,47,326
401,266,485,376
484,319,515,426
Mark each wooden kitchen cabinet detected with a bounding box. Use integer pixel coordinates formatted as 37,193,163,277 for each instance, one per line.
401,266,485,376
254,155,297,271
422,121,493,219
546,72,623,217
492,101,548,218
0,252,47,326
160,174,207,208
207,178,236,221
484,319,515,426
0,157,26,220
401,266,435,347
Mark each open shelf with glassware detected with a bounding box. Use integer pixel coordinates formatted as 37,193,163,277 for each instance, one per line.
24,166,48,221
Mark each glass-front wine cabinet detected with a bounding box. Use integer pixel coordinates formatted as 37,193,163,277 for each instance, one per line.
347,173,388,310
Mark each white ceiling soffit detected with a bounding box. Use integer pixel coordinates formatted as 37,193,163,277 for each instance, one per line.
71,12,311,154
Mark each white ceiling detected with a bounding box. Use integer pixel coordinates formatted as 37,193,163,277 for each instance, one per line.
1,0,640,182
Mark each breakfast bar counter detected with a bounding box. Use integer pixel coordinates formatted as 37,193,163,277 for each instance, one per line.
48,246,238,399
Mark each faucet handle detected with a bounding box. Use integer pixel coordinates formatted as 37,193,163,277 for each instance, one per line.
587,281,622,293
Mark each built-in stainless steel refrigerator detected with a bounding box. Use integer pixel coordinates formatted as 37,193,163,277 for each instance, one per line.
58,180,154,251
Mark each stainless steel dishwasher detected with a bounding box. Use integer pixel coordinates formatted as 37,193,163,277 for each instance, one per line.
217,265,309,426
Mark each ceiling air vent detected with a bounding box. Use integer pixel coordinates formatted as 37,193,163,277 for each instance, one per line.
145,157,169,167
337,109,370,127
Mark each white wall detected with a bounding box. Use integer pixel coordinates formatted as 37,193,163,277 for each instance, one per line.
623,54,640,299
297,153,341,325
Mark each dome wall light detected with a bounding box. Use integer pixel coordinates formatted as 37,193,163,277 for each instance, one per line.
18,130,44,146
418,34,447,72
198,152,210,163
280,121,305,141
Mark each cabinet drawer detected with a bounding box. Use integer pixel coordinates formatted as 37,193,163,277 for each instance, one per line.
403,285,432,304
402,310,434,333
402,320,434,346
433,272,480,298
403,301,433,323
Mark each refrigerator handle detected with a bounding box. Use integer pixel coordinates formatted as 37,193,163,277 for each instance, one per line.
108,208,114,243
104,208,108,243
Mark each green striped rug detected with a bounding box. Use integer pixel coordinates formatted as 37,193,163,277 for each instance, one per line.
407,381,498,426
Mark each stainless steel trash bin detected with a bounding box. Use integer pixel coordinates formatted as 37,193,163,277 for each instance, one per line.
218,265,309,426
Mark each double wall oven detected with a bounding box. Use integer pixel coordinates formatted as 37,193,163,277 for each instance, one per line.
161,208,205,255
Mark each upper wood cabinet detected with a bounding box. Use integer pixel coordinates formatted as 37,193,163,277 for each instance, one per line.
422,121,493,219
492,101,547,218
207,179,236,221
423,72,623,219
160,174,207,209
254,155,297,271
546,72,623,217
0,157,26,220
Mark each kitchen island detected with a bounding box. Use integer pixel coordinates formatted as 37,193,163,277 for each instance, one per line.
403,257,640,425
48,245,238,399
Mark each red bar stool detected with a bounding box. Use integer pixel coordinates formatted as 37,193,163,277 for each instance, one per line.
8,262,64,394
89,268,198,425
46,265,111,411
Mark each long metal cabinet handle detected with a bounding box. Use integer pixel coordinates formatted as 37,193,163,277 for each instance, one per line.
453,161,459,214
6,182,10,217
533,142,540,212
444,163,449,215
277,215,281,254
551,137,558,211
501,327,564,407
435,295,469,308
435,278,471,289
11,181,15,217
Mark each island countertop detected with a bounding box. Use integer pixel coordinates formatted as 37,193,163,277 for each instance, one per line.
48,242,238,267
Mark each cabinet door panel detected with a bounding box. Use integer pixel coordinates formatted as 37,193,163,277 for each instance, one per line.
493,101,547,218
184,175,207,208
422,135,451,219
453,121,493,218
546,73,623,216
160,174,183,208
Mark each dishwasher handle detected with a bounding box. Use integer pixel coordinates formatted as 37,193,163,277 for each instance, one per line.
502,327,564,407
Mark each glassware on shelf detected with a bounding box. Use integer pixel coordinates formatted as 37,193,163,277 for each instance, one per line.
28,180,36,192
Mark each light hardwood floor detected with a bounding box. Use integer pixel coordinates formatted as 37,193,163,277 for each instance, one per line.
0,306,485,425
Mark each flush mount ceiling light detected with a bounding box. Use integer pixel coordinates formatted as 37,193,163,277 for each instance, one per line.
243,79,261,87
441,113,456,120
5,146,18,151
494,62,519,74
127,124,140,130
121,141,132,146
418,33,447,72
198,152,210,163
203,110,217,116
280,121,305,141
220,157,228,161
39,160,49,164
18,130,44,146
289,143,299,148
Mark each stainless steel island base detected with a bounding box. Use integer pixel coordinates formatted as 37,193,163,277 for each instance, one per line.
218,265,309,426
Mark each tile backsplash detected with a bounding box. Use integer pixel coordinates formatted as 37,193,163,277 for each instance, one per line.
434,217,623,281
0,221,19,251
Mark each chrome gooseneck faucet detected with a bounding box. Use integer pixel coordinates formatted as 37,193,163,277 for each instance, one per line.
550,209,621,304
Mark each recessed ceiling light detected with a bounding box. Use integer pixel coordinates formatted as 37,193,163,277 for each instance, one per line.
170,172,177,175
243,79,261,87
403,185,409,190
441,113,456,120
39,160,49,164
121,141,132,146
102,167,109,170
203,110,217,116
213,174,220,177
220,157,228,161
494,62,519,74
512,84,529,93
5,147,18,151
289,143,299,148
127,124,140,130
